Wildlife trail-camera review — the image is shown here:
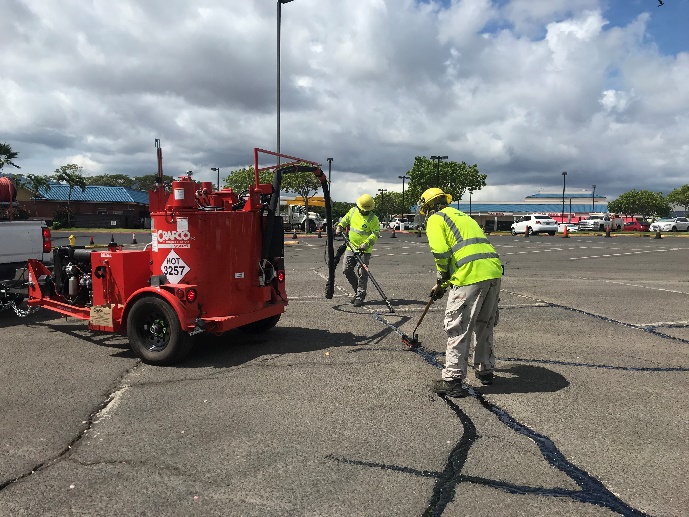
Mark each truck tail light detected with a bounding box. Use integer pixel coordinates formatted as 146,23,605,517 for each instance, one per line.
277,270,285,283
175,287,198,303
42,227,52,253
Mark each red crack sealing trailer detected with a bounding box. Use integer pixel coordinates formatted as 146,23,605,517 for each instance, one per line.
25,141,336,365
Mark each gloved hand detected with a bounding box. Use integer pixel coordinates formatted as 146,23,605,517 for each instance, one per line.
430,283,446,301
358,243,368,252
335,226,342,236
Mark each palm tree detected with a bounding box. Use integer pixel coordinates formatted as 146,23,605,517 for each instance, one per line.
25,174,52,217
53,164,86,227
0,142,21,170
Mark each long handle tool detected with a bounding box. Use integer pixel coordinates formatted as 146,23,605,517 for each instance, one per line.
412,296,435,336
341,232,395,313
371,312,419,349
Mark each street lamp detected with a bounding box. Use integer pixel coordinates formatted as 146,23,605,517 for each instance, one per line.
398,175,409,210
592,184,596,212
561,171,568,224
277,0,294,161
327,157,334,186
430,155,448,186
469,189,473,216
211,167,220,190
377,188,387,222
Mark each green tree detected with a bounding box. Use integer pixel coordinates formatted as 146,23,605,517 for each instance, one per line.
224,166,273,194
404,156,486,209
85,174,136,188
666,184,689,215
608,189,671,221
133,173,175,191
0,142,20,170
374,191,405,220
53,164,87,227
25,173,52,216
331,201,355,221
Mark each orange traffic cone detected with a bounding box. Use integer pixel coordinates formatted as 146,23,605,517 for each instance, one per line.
132,233,138,244
524,227,530,238
317,227,322,238
563,225,569,238
89,235,94,245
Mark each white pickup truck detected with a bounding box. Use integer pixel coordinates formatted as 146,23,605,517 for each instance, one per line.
0,220,52,312
577,213,623,232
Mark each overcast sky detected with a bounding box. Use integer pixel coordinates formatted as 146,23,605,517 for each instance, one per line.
2,0,688,203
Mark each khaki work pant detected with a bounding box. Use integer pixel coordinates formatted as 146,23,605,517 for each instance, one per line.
442,278,501,381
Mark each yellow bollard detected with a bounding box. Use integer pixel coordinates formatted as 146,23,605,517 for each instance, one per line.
69,234,76,246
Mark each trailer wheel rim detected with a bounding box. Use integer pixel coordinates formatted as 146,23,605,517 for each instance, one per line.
139,312,171,352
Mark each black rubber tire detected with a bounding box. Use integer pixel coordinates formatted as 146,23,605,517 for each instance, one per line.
671,226,677,232
239,314,281,334
511,229,517,236
548,232,555,236
127,296,192,365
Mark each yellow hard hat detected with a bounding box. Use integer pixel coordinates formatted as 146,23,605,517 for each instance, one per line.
419,188,452,215
356,194,375,211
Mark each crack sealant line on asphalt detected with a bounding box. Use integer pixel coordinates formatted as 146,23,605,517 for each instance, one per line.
503,290,689,344
0,362,142,492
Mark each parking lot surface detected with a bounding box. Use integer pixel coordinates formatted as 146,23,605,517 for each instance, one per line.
1,231,688,516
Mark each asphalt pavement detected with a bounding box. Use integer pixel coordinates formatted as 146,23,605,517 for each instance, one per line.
1,230,688,516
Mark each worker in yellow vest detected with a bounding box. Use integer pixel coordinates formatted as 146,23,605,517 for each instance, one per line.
419,188,503,397
335,194,381,307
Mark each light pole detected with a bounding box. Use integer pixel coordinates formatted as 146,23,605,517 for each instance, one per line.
561,171,567,224
327,157,333,186
592,184,596,212
398,175,409,211
377,188,387,223
211,167,220,190
277,0,294,161
469,189,473,216
430,155,448,186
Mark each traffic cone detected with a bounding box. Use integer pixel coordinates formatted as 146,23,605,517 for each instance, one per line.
391,227,396,238
89,235,94,245
524,227,530,238
563,225,569,238
605,227,611,238
655,229,662,239
132,233,138,244
317,227,322,238
292,228,298,239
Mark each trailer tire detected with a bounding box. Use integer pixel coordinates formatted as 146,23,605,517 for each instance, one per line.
127,296,192,365
239,314,281,334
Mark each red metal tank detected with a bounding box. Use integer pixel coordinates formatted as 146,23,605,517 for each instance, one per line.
149,176,285,333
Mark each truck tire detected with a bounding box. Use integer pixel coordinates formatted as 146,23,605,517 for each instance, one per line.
127,296,192,365
599,224,604,231
239,314,281,333
511,228,517,236
548,231,555,236
301,220,316,232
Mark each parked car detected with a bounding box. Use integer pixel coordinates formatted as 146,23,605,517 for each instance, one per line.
649,217,689,232
623,220,650,232
511,214,558,236
557,223,579,233
388,218,408,230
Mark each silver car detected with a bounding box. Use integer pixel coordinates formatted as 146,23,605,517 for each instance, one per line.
649,217,689,232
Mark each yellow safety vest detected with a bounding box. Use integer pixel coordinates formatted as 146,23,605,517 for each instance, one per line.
427,207,502,286
337,207,380,252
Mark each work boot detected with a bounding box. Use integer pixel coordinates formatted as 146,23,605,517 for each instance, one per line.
352,298,364,307
432,379,468,398
350,296,358,304
476,371,494,385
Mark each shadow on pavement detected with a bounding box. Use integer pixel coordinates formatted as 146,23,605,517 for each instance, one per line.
478,364,569,394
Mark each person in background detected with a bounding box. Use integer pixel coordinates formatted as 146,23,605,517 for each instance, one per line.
335,194,380,307
418,188,503,398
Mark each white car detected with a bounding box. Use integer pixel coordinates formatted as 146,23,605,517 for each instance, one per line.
558,223,579,233
388,218,408,230
649,217,689,232
511,214,558,236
